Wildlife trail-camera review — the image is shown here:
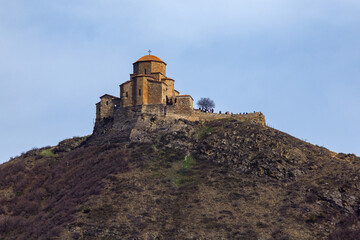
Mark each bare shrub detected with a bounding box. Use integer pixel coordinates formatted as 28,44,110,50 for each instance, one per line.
72,232,81,239
0,142,129,239
328,227,360,240
0,216,25,234
328,215,360,240
11,199,39,216
271,229,290,240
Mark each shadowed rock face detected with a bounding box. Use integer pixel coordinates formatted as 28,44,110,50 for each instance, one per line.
0,116,360,240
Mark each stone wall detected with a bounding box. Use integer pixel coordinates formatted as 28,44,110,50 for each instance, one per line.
163,109,265,126
112,105,165,123
195,110,266,126
151,62,166,76
133,62,151,75
150,72,162,81
164,79,175,98
96,96,120,121
166,96,193,115
93,104,266,143
100,104,265,127
121,77,170,107
120,81,132,107
133,61,166,76
132,77,142,105
147,80,165,105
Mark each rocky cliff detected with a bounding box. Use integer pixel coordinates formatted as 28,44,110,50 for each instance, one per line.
0,115,359,239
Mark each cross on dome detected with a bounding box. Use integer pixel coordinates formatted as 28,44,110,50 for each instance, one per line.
148,49,152,55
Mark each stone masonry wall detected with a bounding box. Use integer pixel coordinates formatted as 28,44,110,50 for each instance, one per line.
133,62,151,75
164,79,175,98
94,105,266,140
106,105,265,127
151,62,166,76
166,96,193,115
96,97,117,121
165,109,266,126
120,81,133,107
147,81,164,105
133,61,166,76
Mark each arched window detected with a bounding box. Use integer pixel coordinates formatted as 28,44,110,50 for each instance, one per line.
126,92,128,97
145,69,147,74
139,89,141,96
106,101,109,105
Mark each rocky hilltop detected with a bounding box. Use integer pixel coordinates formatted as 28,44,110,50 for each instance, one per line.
0,115,360,240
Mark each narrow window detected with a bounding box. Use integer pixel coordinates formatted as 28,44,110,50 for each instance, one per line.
126,92,128,97
106,101,109,105
145,69,147,74
139,89,141,96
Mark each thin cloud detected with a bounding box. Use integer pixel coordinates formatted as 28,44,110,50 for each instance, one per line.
0,0,359,162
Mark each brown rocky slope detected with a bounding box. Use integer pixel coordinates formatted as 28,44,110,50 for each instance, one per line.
0,116,360,239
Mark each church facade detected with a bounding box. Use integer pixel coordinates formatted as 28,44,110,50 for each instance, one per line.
96,54,194,121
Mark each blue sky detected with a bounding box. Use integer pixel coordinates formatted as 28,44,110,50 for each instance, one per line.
1,0,359,163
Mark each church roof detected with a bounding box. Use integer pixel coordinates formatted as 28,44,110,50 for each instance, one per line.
100,94,119,99
135,55,165,64
177,95,194,100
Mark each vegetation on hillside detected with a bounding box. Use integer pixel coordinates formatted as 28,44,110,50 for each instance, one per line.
0,119,359,239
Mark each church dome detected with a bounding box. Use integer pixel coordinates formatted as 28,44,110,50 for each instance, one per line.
135,55,165,63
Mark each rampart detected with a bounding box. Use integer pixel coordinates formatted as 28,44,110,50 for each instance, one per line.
97,105,266,128
165,109,266,126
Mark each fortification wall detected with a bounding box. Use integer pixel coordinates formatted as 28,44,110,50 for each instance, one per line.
112,105,165,122
96,104,266,131
112,105,265,125
166,97,193,115
166,110,266,126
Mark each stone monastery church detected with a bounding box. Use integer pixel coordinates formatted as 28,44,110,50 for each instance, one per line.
96,54,194,122
95,53,265,126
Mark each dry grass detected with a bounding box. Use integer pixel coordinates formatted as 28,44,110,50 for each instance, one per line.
0,120,359,239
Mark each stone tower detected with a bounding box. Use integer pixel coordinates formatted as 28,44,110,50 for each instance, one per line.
120,55,179,107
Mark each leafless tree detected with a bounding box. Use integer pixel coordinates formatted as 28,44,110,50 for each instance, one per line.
197,97,215,112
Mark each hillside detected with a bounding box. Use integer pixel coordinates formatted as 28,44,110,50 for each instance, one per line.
0,116,360,239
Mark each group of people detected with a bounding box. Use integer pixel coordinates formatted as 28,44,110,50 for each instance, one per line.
199,108,262,117
218,111,249,116
199,108,214,113
218,111,262,116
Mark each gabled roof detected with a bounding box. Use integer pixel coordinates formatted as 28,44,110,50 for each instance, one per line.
100,94,119,99
131,74,156,79
120,80,131,86
176,95,194,100
148,79,168,86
